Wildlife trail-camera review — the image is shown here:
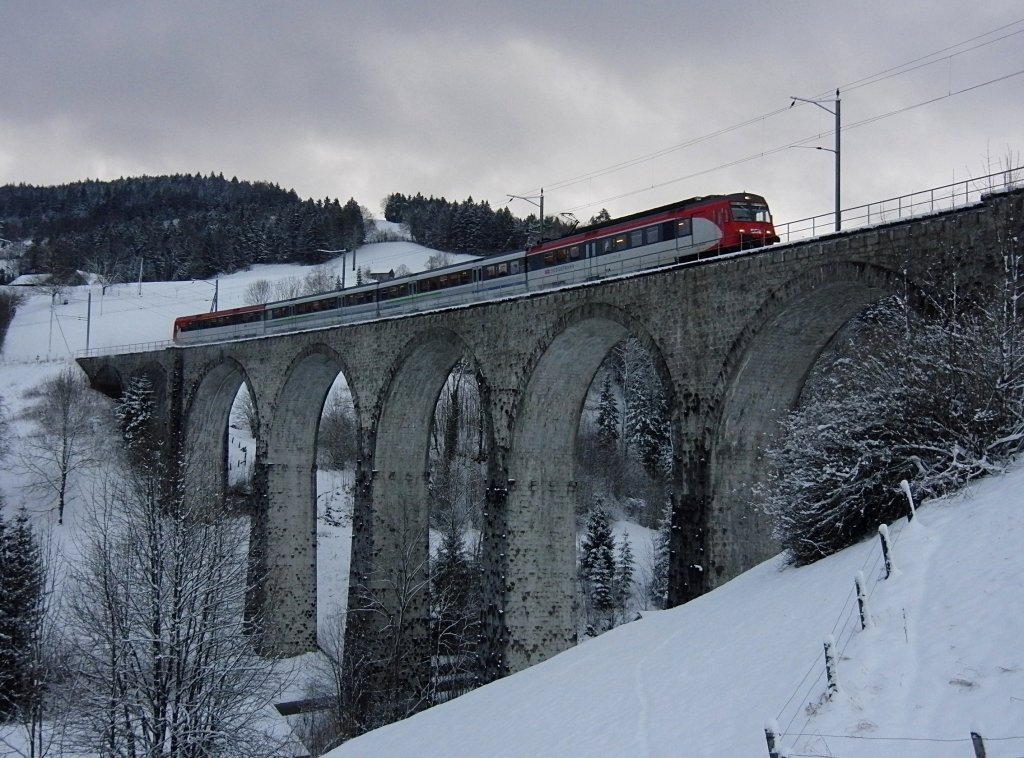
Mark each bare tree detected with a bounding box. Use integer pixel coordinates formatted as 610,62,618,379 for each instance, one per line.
317,388,356,470
242,279,273,305
18,367,108,524
273,277,304,301
0,394,10,461
305,526,432,749
230,384,260,439
302,266,336,296
424,252,452,270
64,460,290,757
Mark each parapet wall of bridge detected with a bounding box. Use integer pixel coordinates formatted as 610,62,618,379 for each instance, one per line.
78,189,1024,676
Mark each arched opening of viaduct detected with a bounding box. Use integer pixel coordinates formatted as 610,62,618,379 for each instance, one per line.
704,262,906,590
503,304,671,671
348,328,480,696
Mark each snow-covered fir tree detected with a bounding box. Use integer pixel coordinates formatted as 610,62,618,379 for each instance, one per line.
0,508,45,723
648,502,672,609
596,374,619,452
615,532,635,621
580,508,617,633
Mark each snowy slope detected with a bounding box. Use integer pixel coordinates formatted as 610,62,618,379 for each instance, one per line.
327,469,1024,758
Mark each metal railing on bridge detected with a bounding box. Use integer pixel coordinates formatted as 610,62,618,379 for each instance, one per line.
76,339,172,359
775,166,1022,243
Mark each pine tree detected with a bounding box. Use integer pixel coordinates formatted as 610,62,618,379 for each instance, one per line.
625,366,672,478
0,508,46,722
648,502,672,609
114,376,159,471
615,532,635,620
596,374,619,453
580,509,617,631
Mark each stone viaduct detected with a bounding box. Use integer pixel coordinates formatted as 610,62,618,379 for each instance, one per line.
77,189,1023,680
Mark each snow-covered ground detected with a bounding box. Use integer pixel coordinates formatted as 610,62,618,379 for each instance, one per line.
326,468,1024,757
1,241,476,361
2,239,1023,757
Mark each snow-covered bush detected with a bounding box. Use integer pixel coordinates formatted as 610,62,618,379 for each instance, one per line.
760,274,1024,564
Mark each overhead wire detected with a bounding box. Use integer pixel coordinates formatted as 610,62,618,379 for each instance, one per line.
556,67,1024,214
507,17,1024,212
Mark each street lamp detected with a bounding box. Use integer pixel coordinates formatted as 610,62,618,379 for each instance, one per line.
791,89,841,231
507,188,545,246
316,249,349,289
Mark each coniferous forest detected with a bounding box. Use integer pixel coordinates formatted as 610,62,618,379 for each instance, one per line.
0,174,367,284
0,176,578,287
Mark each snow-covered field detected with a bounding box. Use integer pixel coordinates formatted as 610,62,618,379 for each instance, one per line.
2,239,1023,757
2,241,476,361
329,468,1024,757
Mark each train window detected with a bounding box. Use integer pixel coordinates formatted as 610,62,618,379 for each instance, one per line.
599,238,614,255
379,284,409,301
630,230,643,248
343,291,374,307
731,202,772,222
569,245,581,260
543,248,571,267
645,225,661,244
614,235,628,251
511,260,520,273
269,306,293,320
484,263,509,279
676,218,693,237
295,297,339,315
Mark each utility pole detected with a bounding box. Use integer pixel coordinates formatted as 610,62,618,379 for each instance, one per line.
790,89,841,231
317,249,349,289
508,188,545,246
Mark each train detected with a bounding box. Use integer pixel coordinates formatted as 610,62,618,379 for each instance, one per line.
172,192,778,344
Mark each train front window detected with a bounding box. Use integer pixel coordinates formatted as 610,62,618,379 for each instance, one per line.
731,203,772,223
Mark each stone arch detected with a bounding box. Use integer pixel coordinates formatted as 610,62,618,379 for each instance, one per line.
503,302,670,671
87,362,125,399
705,261,906,586
350,327,478,698
184,356,253,494
258,343,352,654
372,328,476,507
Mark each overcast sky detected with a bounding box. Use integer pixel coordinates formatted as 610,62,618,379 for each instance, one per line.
2,1,1022,227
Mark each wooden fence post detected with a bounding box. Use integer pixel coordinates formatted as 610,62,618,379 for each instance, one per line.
764,721,780,758
899,479,916,521
823,635,838,697
878,524,893,578
855,571,872,630
971,730,986,757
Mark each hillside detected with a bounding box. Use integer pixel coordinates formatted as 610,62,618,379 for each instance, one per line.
327,467,1024,758
0,174,366,283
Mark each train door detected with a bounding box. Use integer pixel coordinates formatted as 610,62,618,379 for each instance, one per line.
585,241,597,279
